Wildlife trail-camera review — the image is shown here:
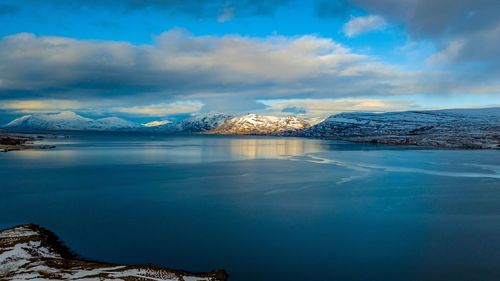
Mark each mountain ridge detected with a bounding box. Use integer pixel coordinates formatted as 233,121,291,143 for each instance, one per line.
4,111,139,131
3,108,499,149
208,114,311,135
296,108,500,149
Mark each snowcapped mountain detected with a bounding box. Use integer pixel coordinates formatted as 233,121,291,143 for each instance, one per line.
178,113,234,132
299,108,500,148
209,114,311,135
91,117,138,130
4,108,497,148
142,120,172,127
155,113,234,133
4,111,140,131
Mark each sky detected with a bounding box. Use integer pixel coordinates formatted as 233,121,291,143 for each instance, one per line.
0,0,499,123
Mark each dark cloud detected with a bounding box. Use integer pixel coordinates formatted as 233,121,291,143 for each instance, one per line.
349,0,500,69
315,0,352,19
282,106,307,114
23,0,290,19
351,0,500,38
0,4,19,15
0,30,421,108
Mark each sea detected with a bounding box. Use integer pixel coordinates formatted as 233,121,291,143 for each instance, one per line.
1,132,500,281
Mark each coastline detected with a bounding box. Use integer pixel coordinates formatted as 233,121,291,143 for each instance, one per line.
2,129,499,150
0,224,228,281
315,135,500,150
0,133,56,152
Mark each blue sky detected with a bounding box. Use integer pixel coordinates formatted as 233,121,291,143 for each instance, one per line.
0,0,499,123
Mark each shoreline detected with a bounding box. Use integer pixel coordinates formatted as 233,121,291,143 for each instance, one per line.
0,133,56,152
0,224,228,281
2,129,499,150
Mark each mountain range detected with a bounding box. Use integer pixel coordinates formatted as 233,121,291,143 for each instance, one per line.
296,108,500,148
3,108,500,148
3,111,312,135
4,111,138,131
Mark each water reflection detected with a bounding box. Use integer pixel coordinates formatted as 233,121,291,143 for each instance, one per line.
7,135,325,165
228,138,323,159
2,134,500,281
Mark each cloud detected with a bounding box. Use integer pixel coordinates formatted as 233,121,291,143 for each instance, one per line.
350,0,500,69
217,5,235,23
24,0,289,21
282,106,307,114
143,120,172,127
0,28,497,118
343,15,387,37
0,4,19,16
260,98,417,118
315,0,352,19
114,101,204,116
0,98,203,117
0,30,418,102
0,99,84,113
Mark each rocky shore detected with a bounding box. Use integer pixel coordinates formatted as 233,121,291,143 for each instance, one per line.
0,133,55,152
0,224,228,281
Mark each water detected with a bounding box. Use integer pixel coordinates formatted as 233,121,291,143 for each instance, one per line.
1,133,500,281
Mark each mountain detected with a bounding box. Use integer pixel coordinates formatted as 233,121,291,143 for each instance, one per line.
91,117,138,130
298,108,500,148
209,114,311,135
3,111,139,131
155,113,234,133
4,108,498,149
142,120,172,127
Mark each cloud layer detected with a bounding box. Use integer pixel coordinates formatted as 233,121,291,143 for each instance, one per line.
352,0,500,69
19,0,290,21
260,98,416,118
0,29,422,117
0,0,498,119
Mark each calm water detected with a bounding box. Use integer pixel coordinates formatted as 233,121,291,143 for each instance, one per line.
1,133,500,281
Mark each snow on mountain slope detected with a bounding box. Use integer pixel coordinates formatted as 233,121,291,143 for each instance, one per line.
142,120,172,127
209,114,311,135
4,112,139,131
300,108,500,148
156,113,234,132
93,117,138,130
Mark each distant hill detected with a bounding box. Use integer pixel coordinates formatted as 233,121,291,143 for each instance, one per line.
4,111,139,131
296,108,500,149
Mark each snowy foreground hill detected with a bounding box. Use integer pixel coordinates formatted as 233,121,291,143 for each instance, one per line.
0,224,227,281
296,108,500,149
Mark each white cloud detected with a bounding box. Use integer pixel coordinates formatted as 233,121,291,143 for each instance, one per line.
142,120,172,127
343,15,387,37
217,5,235,22
114,101,204,116
0,99,84,113
0,29,496,118
0,99,204,117
259,98,416,118
0,30,412,97
426,39,465,65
